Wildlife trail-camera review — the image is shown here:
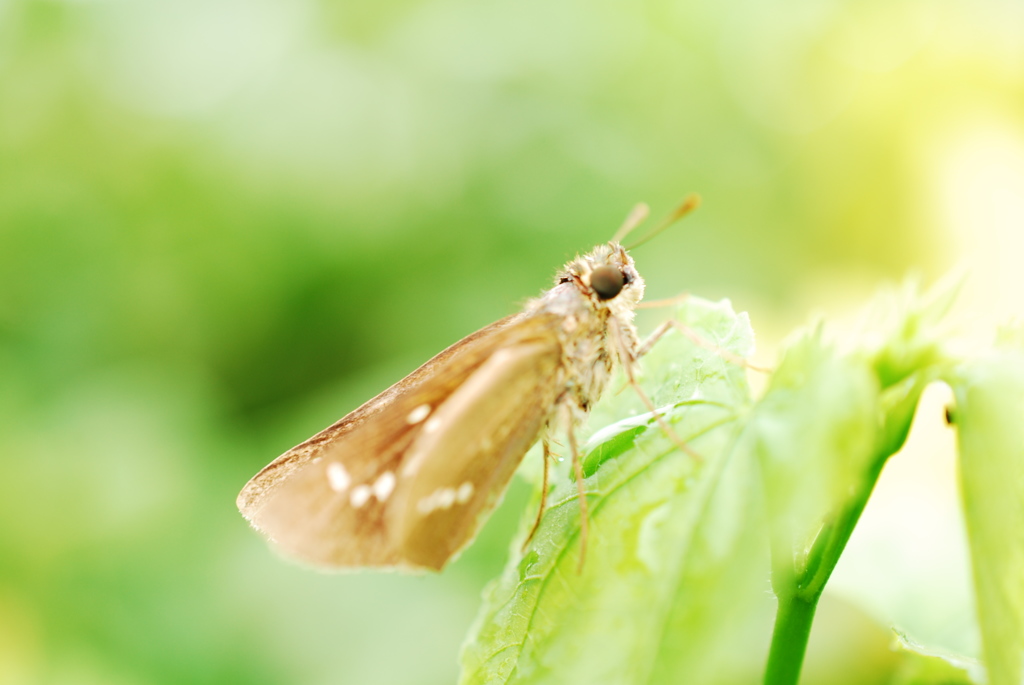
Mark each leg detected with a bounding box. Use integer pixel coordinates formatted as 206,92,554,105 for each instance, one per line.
521,437,552,552
636,292,691,311
568,427,589,573
637,314,769,373
664,319,769,372
635,319,675,358
610,317,704,461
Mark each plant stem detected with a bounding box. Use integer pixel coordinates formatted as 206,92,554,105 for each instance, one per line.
762,457,889,685
760,374,934,685
763,592,819,685
805,457,886,597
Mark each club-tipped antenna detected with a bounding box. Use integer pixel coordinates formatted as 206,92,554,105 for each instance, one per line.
611,203,650,245
623,193,701,250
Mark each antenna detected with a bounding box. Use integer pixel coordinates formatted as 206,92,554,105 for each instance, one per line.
623,193,701,250
611,203,650,245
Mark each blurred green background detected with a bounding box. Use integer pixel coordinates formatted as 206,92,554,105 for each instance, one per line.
2,0,1023,683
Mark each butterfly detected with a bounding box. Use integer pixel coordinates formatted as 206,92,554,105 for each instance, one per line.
236,199,700,571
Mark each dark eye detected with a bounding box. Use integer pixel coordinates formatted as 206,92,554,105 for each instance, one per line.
590,266,625,300
558,276,572,285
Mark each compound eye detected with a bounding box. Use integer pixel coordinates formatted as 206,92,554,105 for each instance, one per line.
590,265,625,300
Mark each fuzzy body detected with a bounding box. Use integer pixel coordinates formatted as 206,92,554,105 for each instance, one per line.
530,242,645,432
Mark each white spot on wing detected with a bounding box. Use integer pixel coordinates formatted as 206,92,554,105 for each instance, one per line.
416,486,463,515
373,471,396,501
416,491,437,514
326,462,351,493
423,417,442,434
350,485,372,508
437,488,456,509
406,404,431,425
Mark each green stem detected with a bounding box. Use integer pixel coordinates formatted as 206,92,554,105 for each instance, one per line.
761,373,933,685
763,593,819,685
763,457,889,685
806,458,885,596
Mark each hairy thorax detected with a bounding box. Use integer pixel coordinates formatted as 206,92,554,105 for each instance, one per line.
528,278,641,432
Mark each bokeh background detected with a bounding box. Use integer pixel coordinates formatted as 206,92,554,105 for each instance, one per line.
3,0,1023,683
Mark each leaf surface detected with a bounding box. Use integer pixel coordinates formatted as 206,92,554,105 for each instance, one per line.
459,298,767,685
949,331,1024,685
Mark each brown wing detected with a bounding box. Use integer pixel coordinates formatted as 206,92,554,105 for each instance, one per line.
390,339,562,569
237,313,525,516
237,312,562,571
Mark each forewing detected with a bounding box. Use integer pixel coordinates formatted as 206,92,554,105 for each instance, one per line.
236,313,524,518
391,337,562,570
237,313,561,570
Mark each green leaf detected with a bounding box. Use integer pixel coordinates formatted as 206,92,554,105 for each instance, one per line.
462,283,966,685
583,296,755,432
754,277,960,602
757,280,959,685
459,297,765,684
948,340,1024,685
889,630,983,685
750,329,880,592
863,274,962,391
